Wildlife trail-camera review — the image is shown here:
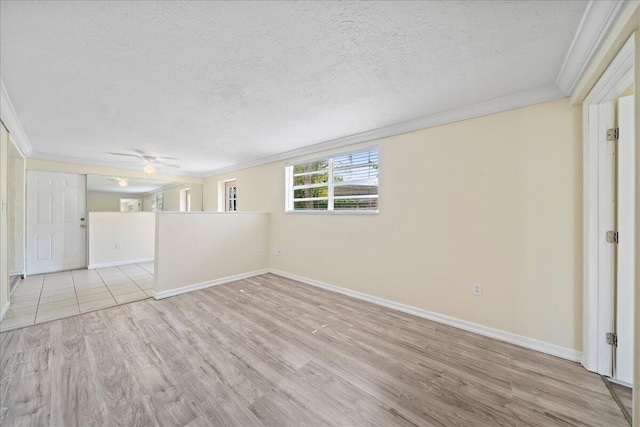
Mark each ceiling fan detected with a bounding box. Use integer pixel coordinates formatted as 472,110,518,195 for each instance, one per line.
108,149,180,174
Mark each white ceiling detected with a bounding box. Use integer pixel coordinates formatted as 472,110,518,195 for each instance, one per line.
1,1,592,175
87,174,176,195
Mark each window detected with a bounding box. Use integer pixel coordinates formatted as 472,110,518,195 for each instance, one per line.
225,181,237,212
285,148,378,213
217,179,237,212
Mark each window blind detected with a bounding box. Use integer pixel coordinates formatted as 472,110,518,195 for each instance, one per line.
285,149,378,212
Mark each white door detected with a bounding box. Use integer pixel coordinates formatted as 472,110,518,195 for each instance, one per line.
26,171,86,275
614,95,635,385
595,101,616,377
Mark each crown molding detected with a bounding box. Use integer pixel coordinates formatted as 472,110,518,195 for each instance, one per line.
555,0,625,95
0,79,34,157
29,152,205,179
203,84,565,177
23,83,564,180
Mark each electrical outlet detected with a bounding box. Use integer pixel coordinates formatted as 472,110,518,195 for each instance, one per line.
115,242,121,249
272,248,278,256
472,282,482,296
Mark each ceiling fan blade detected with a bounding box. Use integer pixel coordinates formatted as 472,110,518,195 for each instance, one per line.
109,152,143,159
156,162,180,168
155,156,180,160
115,160,142,164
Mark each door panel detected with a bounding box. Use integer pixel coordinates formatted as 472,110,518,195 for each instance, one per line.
597,102,616,377
615,95,635,385
26,171,86,274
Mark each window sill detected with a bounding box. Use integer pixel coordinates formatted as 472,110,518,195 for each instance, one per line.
285,210,378,215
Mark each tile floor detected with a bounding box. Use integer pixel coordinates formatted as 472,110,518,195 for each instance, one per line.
0,262,155,332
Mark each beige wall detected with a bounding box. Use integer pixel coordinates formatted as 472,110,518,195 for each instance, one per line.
155,213,269,293
88,212,155,268
204,97,583,352
87,192,142,212
144,183,203,212
142,194,153,212
0,122,10,315
8,142,24,275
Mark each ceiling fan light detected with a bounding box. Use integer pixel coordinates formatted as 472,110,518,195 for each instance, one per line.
143,164,156,175
118,179,128,187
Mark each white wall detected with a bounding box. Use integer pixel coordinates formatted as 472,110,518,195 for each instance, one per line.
88,212,155,268
203,98,583,353
154,213,269,294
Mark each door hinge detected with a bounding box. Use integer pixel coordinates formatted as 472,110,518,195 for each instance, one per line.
606,332,617,347
607,127,619,141
606,230,619,244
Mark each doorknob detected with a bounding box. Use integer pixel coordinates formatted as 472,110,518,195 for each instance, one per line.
80,224,86,228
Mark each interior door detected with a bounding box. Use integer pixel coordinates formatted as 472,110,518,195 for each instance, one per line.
596,101,616,377
26,171,86,275
614,95,635,385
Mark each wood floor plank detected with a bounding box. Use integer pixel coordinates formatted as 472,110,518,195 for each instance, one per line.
49,361,109,426
0,273,629,426
249,385,334,427
178,368,264,427
84,331,155,426
274,361,419,427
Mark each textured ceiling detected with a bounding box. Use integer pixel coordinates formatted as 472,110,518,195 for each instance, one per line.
1,1,587,175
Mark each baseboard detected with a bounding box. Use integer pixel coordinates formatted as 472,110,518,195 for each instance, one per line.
0,301,10,321
153,269,270,300
9,270,22,276
87,257,154,270
269,269,582,363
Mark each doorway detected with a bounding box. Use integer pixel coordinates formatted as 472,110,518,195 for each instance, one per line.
26,171,87,275
582,35,635,424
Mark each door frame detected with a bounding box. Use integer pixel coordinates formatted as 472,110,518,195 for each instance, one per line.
8,134,26,278
582,34,635,375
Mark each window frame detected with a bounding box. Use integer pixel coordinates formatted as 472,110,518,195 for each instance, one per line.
285,147,379,214
225,181,237,212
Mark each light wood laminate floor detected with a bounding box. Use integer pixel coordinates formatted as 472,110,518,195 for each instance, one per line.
0,273,628,426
